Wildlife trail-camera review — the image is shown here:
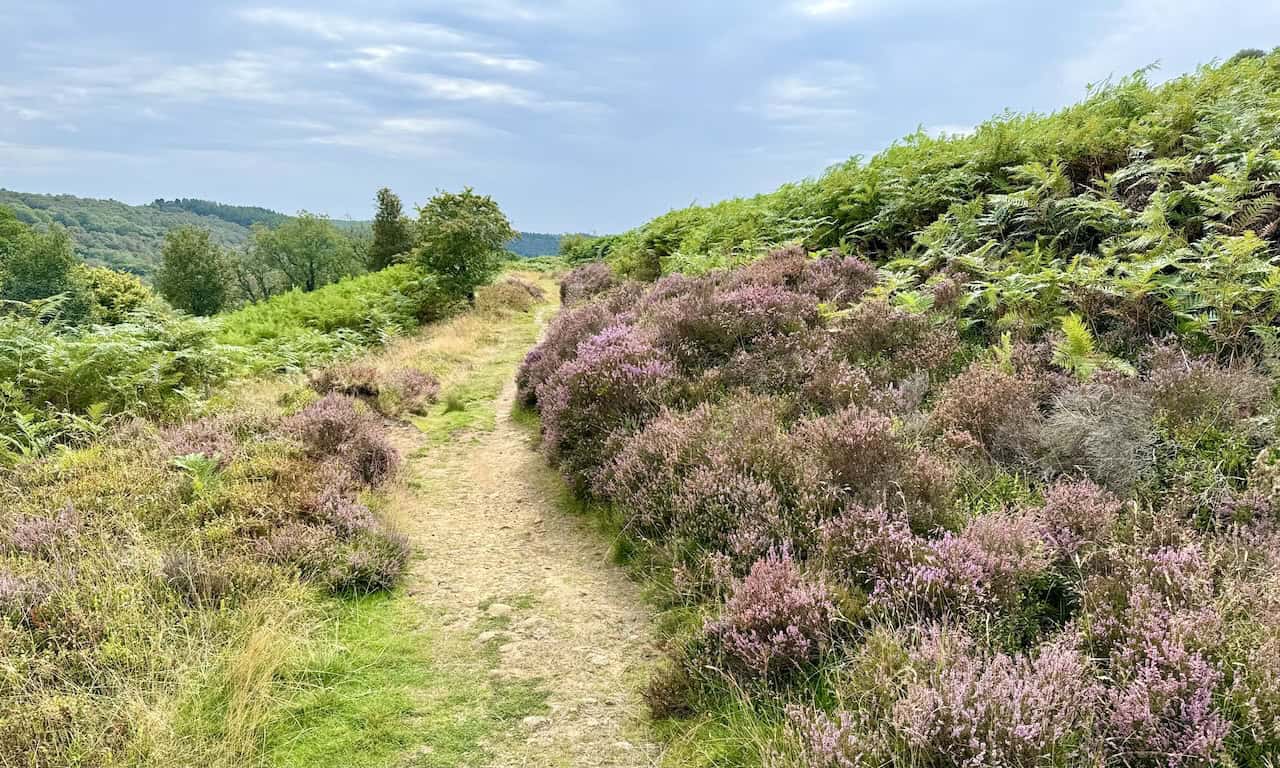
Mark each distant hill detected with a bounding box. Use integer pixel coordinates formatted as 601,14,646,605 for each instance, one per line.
0,189,565,276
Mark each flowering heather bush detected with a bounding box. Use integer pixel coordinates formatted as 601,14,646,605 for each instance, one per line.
310,485,378,537
560,262,617,306
1147,348,1271,430
819,504,922,589
892,631,1103,767
1036,479,1123,562
255,522,339,577
5,504,79,558
729,246,876,308
515,299,619,407
671,461,787,559
782,706,869,768
345,424,401,487
163,416,238,467
647,283,819,370
285,393,372,454
831,299,958,378
706,548,836,682
931,361,1041,463
539,323,679,488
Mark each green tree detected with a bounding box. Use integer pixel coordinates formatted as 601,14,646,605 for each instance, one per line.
414,188,516,300
156,226,230,316
228,244,283,304
368,188,414,271
252,213,359,293
0,214,93,323
80,265,155,324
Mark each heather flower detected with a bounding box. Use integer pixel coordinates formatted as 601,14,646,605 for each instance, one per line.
706,548,836,682
308,363,381,398
893,630,1103,767
560,262,617,306
255,522,338,576
516,300,619,407
5,504,79,558
832,299,957,377
163,416,237,467
782,706,871,768
648,283,819,371
310,485,378,538
819,504,922,588
931,361,1041,463
285,393,372,454
539,323,679,488
1036,478,1123,562
0,571,48,625
672,461,787,558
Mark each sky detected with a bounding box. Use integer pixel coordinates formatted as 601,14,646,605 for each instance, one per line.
1,1,1278,234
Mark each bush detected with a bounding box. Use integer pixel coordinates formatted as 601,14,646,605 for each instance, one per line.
705,548,836,682
475,276,545,314
284,394,372,454
560,262,618,306
931,361,1041,463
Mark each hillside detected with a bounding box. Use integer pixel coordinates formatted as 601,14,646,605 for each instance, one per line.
517,50,1280,767
0,189,565,276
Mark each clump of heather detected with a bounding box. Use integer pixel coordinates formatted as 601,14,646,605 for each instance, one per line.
706,548,836,682
163,416,238,467
159,550,235,608
516,299,620,406
5,504,79,558
309,363,381,399
560,262,618,306
285,393,371,454
255,522,338,578
892,630,1103,767
383,367,440,414
931,361,1041,463
782,706,870,768
345,425,400,487
310,485,378,537
831,299,958,379
538,323,679,488
1036,478,1123,562
1147,347,1271,430
0,571,48,626
729,246,876,308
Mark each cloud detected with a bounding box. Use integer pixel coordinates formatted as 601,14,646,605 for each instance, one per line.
447,51,541,73
330,47,538,105
304,114,494,157
753,61,869,123
239,7,468,46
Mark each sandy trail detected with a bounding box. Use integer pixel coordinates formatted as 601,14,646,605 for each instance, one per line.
389,344,660,767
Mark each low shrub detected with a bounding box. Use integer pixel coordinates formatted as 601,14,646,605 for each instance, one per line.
475,276,544,314
560,262,617,306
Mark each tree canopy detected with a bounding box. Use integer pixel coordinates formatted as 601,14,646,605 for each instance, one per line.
155,226,230,316
368,188,414,271
414,188,516,300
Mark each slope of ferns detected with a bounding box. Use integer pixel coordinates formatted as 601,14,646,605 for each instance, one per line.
520,50,1280,768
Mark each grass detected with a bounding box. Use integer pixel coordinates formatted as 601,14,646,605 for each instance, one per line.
256,593,548,768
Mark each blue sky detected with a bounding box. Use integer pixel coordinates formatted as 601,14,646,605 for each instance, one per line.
1,1,1277,233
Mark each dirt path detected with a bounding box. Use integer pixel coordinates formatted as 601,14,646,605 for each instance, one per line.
385,304,661,767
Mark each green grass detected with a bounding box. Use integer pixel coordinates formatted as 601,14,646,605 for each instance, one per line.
180,592,550,768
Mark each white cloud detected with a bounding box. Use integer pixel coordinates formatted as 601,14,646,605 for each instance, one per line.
448,51,541,73
753,61,869,123
239,7,467,46
304,114,493,157
331,47,537,105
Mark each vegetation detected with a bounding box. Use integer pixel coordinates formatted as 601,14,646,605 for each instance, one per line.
367,188,413,271
521,50,1280,767
0,189,565,276
414,188,517,300
156,226,231,316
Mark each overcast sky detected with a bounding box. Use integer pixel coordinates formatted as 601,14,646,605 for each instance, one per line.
1,1,1277,233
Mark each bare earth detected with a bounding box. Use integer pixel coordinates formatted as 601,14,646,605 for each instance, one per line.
390,368,660,766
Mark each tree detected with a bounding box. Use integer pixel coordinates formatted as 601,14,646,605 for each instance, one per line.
228,244,283,304
80,265,155,324
252,213,359,293
156,226,230,316
0,214,93,323
368,188,413,271
414,188,516,300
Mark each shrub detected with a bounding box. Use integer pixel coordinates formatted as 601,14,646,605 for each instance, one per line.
474,276,545,314
892,631,1103,766
163,416,238,467
1040,382,1155,492
254,522,338,577
284,394,372,454
705,548,836,682
308,363,381,399
516,299,619,406
831,300,958,378
1147,349,1271,431
931,361,1041,463
1036,479,1123,562
539,323,679,487
560,262,617,306
382,367,440,415
5,504,79,558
